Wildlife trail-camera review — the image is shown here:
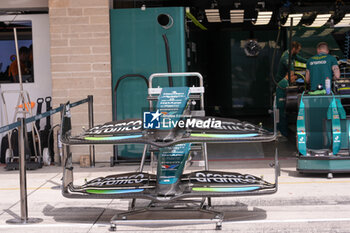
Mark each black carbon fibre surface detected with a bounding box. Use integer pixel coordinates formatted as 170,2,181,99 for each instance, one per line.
62,133,276,147
63,183,277,202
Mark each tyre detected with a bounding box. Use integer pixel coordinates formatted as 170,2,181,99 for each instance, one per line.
43,148,51,166
5,148,13,164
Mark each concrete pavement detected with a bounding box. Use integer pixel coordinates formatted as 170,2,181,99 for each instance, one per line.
0,157,350,233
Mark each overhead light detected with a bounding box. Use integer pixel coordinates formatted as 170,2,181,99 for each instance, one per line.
230,10,244,23
282,13,303,27
305,14,331,27
335,14,350,27
253,11,272,25
205,9,221,23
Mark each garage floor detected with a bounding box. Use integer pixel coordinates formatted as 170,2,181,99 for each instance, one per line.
1,140,350,233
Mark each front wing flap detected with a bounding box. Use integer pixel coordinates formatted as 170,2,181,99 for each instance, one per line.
63,169,278,202
60,103,276,147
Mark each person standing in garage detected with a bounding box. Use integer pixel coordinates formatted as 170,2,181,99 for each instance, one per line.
276,73,296,138
275,41,305,138
276,41,307,83
305,42,340,91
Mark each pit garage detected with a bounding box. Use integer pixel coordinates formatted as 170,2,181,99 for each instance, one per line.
1,0,350,232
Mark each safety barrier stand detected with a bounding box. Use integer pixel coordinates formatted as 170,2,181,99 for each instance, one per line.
2,96,94,225
6,117,43,224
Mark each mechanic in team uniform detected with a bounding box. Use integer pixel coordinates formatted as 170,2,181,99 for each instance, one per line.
276,41,307,83
276,73,296,137
305,42,340,90
275,41,305,137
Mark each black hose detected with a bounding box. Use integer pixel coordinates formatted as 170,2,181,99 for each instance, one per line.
113,74,149,121
112,74,149,165
162,34,173,87
270,25,287,90
288,18,293,86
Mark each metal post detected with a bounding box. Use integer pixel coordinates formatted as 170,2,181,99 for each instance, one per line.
202,141,211,207
138,145,148,172
6,118,42,224
87,95,95,167
62,145,73,190
13,28,23,89
18,118,27,221
203,142,209,171
56,104,65,166
288,17,293,86
13,28,26,110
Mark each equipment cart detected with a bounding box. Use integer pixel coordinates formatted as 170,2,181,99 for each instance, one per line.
296,94,350,178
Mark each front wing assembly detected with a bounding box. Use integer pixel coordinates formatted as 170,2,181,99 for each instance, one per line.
62,153,279,202
60,103,277,147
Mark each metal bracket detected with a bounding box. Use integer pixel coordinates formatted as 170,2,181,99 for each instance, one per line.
109,199,223,231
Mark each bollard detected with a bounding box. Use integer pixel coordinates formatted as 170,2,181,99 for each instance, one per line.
19,117,27,221
6,118,42,224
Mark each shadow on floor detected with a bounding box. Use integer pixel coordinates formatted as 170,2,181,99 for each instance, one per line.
42,202,267,227
281,168,304,178
43,204,111,223
281,167,350,179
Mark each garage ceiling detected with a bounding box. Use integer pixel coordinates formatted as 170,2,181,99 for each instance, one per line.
113,0,350,28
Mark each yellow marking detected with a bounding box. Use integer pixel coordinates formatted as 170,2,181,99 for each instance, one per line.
280,180,350,184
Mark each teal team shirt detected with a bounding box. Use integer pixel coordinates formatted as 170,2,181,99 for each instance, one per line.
307,53,338,91
276,78,289,136
276,78,289,108
276,50,307,82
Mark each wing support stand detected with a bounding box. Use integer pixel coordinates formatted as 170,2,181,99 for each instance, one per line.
59,73,279,231
109,147,279,231
110,73,221,231
109,200,224,231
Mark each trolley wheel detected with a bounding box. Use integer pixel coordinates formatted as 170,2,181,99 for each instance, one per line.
216,223,222,230
43,148,51,166
327,173,333,179
5,149,13,164
109,224,116,231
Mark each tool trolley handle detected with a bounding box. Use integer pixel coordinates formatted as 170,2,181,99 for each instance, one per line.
148,72,204,89
45,96,52,129
35,98,44,130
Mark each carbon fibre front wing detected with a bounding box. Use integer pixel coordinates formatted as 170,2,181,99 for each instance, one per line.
62,155,279,202
61,132,277,148
60,104,277,148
